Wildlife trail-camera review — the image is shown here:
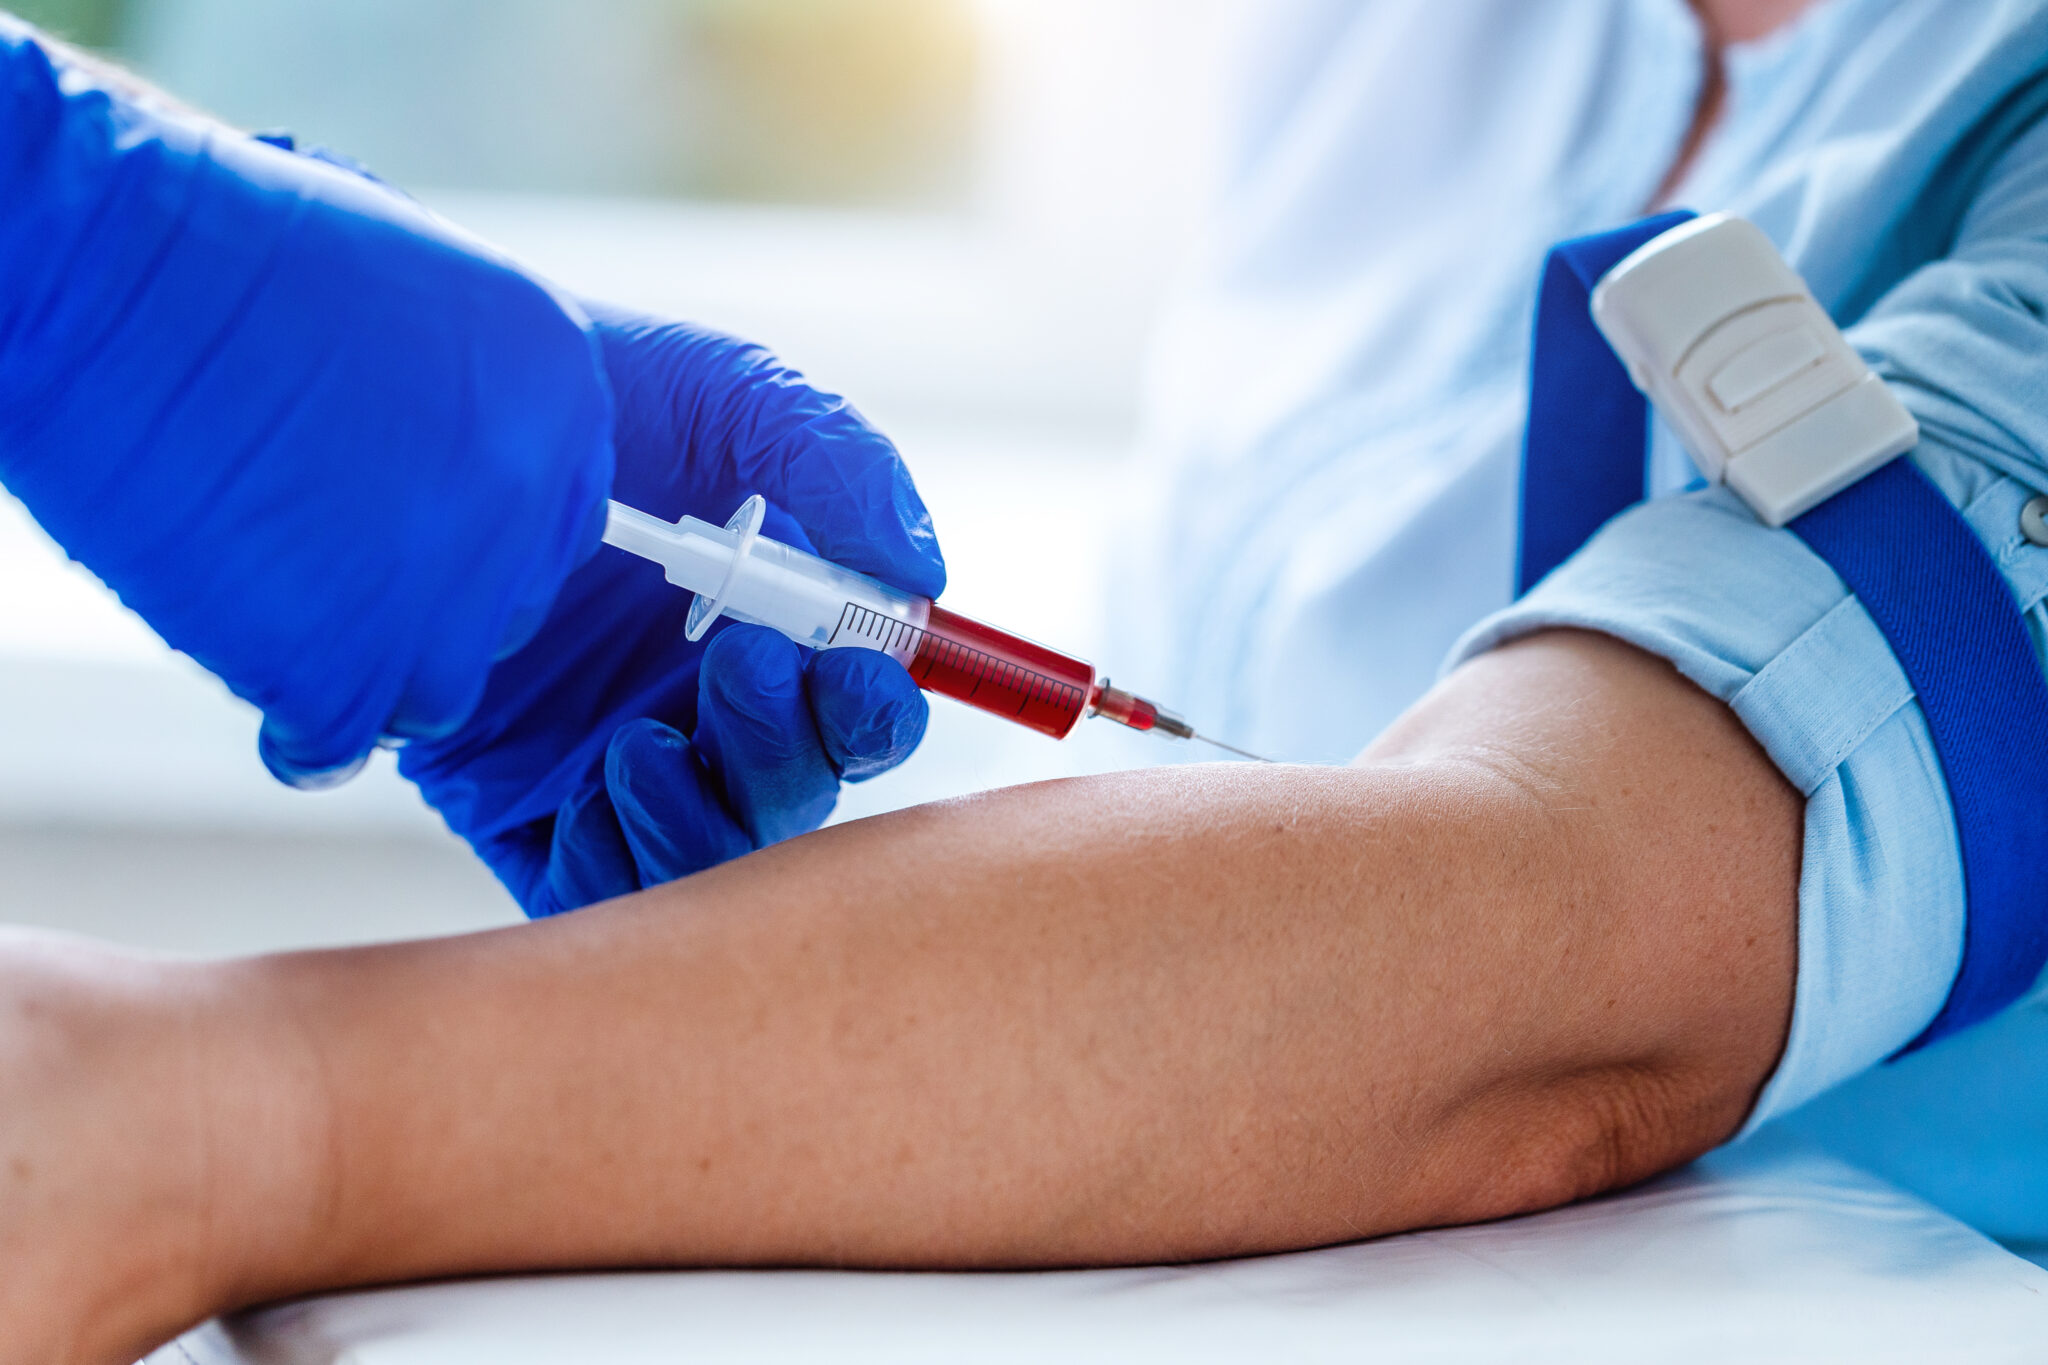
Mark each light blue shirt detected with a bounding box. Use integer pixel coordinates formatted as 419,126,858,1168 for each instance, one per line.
1139,0,2048,1239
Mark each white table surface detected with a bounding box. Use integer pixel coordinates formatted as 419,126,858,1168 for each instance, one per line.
149,1136,2048,1365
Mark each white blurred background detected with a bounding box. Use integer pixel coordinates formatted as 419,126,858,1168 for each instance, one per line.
0,0,1245,953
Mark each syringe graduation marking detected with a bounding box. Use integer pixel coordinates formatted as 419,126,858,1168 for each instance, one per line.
832,603,926,657
832,601,1095,739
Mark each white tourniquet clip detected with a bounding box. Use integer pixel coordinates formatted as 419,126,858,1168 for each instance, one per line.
1589,213,1919,527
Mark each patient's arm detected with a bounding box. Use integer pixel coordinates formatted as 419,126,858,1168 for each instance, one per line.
0,630,1798,1364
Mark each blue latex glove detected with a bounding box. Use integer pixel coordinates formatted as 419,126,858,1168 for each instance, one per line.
0,27,613,783
400,303,946,917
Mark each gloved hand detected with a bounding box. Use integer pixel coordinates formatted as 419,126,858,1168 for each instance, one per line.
399,303,946,917
0,28,613,784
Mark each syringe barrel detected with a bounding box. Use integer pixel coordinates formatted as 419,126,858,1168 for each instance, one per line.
602,500,928,663
722,533,928,661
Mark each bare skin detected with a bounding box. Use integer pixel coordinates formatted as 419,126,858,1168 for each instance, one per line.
0,630,1801,1364
1696,0,1818,44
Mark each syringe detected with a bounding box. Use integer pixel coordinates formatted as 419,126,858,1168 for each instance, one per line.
602,496,1267,760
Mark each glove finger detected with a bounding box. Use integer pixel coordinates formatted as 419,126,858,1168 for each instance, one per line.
539,782,642,917
756,405,947,600
606,717,754,884
807,649,929,782
692,627,841,847
257,721,374,791
581,303,944,600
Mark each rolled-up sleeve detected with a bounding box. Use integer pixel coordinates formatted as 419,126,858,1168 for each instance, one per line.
1448,112,2048,1130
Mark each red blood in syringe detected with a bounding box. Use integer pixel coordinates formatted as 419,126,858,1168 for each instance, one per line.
888,604,1203,745
903,605,1099,739
876,609,1196,749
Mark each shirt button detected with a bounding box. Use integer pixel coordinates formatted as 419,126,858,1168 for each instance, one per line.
2024,495,2048,548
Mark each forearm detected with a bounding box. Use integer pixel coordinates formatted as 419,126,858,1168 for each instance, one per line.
201,631,1797,1303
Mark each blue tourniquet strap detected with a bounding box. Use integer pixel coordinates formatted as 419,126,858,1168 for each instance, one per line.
1517,211,1696,594
1793,465,2048,1048
1519,214,2048,1052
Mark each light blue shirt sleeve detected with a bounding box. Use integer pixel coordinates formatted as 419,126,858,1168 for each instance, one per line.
1449,110,2048,1130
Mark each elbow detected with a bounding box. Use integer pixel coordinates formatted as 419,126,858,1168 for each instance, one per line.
1538,1057,1767,1207
1415,1054,1770,1232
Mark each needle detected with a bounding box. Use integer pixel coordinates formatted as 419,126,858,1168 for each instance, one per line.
1194,733,1275,763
